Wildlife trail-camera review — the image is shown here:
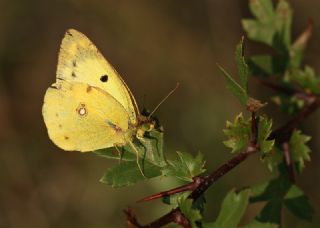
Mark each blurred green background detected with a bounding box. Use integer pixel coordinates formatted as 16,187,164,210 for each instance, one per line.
1,0,320,227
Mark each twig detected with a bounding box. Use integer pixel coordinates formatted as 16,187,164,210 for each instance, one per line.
125,208,191,228
269,95,320,143
126,94,320,227
282,142,295,183
127,113,259,227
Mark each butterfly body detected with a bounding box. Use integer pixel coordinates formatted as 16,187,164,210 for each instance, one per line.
43,29,140,152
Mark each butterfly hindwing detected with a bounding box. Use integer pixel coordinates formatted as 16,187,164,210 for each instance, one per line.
42,81,129,152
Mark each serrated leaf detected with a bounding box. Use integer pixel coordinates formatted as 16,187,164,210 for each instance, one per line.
178,196,202,228
275,0,292,47
250,176,291,203
284,184,314,221
223,113,251,153
249,0,274,23
242,19,275,46
289,130,311,173
243,0,292,49
162,152,206,182
95,129,166,168
244,198,281,227
163,191,190,207
163,192,206,214
218,65,248,105
209,189,250,228
136,129,166,167
289,66,320,94
100,161,161,188
262,147,283,172
257,116,274,154
236,37,249,91
248,55,274,77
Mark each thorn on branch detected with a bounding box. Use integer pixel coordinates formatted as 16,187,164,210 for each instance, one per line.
137,176,203,203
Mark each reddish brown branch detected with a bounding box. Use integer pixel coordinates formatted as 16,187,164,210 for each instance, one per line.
138,176,203,203
269,95,320,143
282,142,295,183
127,94,320,227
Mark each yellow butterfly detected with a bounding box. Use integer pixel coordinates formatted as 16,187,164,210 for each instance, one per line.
42,29,145,157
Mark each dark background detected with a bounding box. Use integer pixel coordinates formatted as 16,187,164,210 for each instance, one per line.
0,0,319,227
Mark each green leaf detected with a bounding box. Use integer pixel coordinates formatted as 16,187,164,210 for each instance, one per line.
289,130,311,173
178,196,202,228
255,200,282,224
250,176,292,203
289,66,320,94
248,55,274,77
242,19,275,46
262,147,283,172
218,65,248,105
243,220,278,228
223,113,251,153
243,0,292,49
257,116,274,154
162,151,206,182
245,199,282,227
209,189,250,228
284,184,314,221
275,0,292,47
236,37,249,92
249,0,274,23
163,191,190,207
136,129,167,167
95,129,166,167
94,147,136,161
100,161,161,188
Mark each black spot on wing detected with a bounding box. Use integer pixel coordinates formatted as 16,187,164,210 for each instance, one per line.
71,72,76,77
72,60,77,67
100,74,108,82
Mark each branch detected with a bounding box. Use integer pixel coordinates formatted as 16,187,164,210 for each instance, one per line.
282,142,295,183
127,94,320,227
269,95,320,144
127,113,259,227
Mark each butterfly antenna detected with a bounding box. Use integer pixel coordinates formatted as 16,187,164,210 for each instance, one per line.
148,82,180,118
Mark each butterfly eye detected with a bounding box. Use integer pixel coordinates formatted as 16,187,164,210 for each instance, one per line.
100,75,108,82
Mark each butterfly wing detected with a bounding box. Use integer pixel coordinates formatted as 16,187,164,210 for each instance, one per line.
56,29,139,125
42,81,130,152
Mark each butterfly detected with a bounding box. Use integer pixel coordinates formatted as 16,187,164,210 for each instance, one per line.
42,29,148,162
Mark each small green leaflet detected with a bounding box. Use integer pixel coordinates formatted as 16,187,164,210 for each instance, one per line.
178,195,202,228
236,37,249,92
203,189,250,228
249,177,314,223
218,37,249,105
288,66,320,94
289,130,311,173
162,151,206,182
218,65,248,105
284,184,314,221
242,0,292,48
257,116,274,154
223,113,251,153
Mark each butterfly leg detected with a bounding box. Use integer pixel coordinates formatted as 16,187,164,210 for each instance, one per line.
114,145,124,164
128,140,146,178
